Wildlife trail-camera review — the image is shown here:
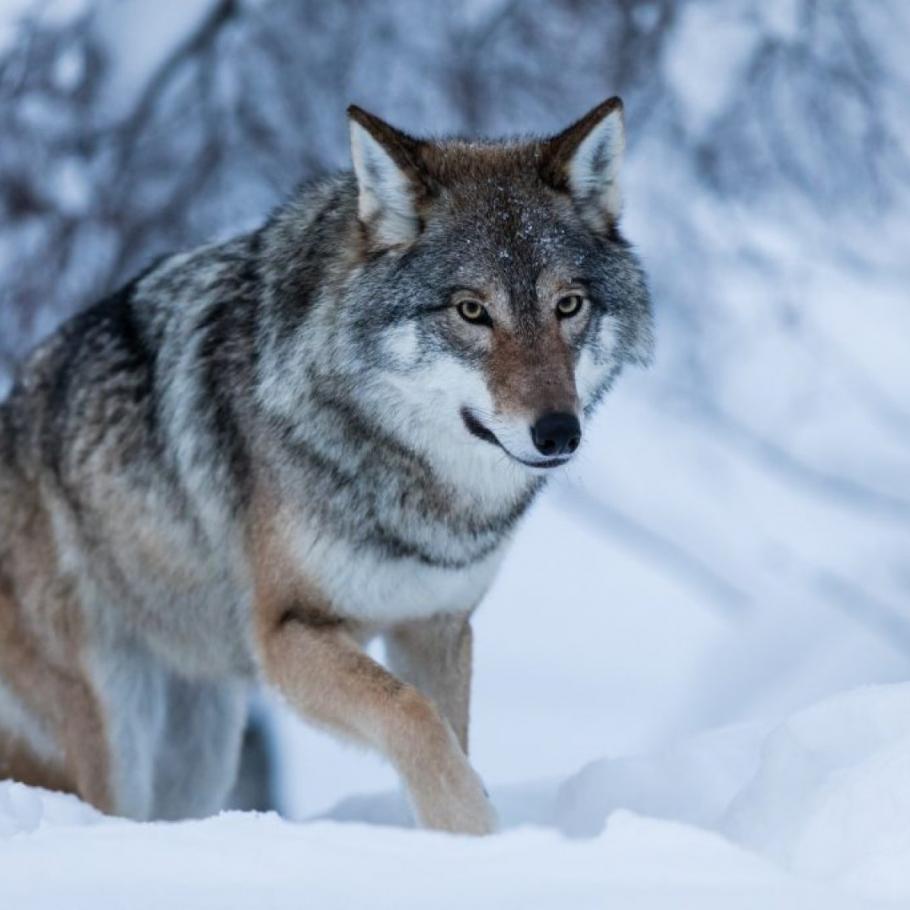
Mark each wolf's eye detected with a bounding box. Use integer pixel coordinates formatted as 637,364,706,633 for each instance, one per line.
556,294,585,319
456,300,492,326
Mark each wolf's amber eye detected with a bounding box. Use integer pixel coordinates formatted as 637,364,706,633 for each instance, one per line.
456,300,492,326
556,294,584,319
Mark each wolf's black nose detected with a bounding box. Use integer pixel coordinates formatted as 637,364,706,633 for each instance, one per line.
531,412,581,457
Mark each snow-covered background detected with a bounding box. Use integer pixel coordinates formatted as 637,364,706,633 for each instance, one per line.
1,0,909,905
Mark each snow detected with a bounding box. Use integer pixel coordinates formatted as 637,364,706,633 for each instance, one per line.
723,686,910,901
5,684,910,906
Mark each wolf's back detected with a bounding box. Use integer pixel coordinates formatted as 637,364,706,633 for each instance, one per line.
0,403,13,546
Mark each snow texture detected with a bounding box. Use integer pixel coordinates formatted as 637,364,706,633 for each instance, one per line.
4,685,910,906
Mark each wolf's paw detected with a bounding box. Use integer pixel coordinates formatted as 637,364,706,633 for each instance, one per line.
420,770,498,836
390,687,497,835
409,739,498,835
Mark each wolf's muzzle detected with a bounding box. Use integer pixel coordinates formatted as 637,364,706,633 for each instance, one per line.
530,412,581,457
461,407,577,469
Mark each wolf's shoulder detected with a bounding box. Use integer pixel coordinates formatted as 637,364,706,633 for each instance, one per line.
4,236,246,467
19,231,259,374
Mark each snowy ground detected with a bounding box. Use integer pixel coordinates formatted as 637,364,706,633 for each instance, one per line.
4,683,910,907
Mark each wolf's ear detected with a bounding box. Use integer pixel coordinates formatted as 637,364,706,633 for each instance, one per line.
540,97,625,233
348,105,427,248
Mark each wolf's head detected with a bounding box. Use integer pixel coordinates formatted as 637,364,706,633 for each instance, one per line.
302,99,652,486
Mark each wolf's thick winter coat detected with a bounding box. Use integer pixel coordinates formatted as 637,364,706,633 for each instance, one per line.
0,98,652,832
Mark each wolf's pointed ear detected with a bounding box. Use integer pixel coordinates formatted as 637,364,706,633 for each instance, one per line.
540,97,625,233
348,105,427,248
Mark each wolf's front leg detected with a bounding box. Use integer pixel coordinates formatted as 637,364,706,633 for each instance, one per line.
384,612,474,753
257,613,496,835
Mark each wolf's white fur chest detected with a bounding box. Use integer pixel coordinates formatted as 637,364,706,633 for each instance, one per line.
290,521,508,624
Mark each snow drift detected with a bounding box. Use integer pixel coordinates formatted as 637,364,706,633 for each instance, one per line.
3,683,910,908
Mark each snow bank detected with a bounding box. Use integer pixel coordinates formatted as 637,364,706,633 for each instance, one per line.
723,685,910,902
0,795,880,910
4,683,910,907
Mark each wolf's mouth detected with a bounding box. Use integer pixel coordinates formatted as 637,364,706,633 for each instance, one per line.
460,408,570,470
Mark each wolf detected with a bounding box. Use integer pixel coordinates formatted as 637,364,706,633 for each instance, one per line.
0,97,652,833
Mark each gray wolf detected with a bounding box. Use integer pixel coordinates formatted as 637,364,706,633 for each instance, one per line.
0,97,652,833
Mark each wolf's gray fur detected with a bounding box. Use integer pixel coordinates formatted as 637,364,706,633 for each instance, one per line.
0,98,651,831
